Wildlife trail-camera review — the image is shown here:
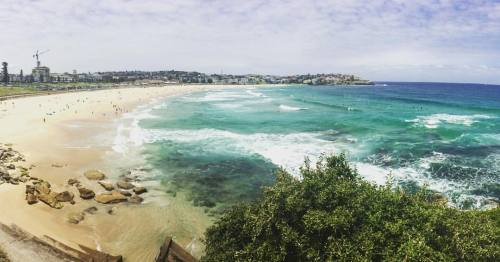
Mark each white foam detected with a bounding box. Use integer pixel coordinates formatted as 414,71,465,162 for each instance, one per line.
279,104,308,111
246,90,266,97
124,128,358,176
406,113,492,128
184,91,255,102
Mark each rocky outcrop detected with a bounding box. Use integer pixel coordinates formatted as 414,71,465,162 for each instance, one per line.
84,170,106,181
98,181,115,191
95,191,128,204
78,187,95,200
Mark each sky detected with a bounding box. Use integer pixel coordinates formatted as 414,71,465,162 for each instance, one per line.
1,0,500,84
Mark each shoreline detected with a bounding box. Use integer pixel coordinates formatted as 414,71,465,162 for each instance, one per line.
0,84,286,261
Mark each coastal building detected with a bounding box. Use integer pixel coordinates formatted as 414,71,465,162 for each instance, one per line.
32,66,50,82
50,73,74,82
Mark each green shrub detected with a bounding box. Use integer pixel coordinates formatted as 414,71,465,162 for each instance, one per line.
202,154,499,261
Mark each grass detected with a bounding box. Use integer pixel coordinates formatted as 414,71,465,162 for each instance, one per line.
0,86,44,97
0,82,115,98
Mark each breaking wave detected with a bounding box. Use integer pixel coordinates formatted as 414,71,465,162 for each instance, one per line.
406,113,492,128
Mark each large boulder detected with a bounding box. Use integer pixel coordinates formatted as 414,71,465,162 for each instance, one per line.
84,170,106,180
95,191,128,204
132,187,147,195
56,191,75,202
38,192,63,209
116,181,135,190
98,181,115,191
78,187,95,200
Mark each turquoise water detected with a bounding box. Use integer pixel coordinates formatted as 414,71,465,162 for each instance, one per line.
118,83,500,210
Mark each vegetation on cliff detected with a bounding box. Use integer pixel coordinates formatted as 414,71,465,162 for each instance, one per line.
202,154,499,261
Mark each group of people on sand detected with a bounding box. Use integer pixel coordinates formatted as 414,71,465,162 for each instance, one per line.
39,96,129,123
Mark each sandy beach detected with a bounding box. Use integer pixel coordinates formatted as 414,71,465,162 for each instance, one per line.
0,84,273,261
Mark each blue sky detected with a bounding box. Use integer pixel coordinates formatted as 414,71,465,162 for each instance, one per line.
1,0,500,83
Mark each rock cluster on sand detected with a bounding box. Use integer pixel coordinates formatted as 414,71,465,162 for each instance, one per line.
0,144,28,186
23,180,76,209
1,145,150,221
77,170,149,206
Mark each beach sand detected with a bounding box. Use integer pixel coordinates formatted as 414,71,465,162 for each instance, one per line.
0,84,273,261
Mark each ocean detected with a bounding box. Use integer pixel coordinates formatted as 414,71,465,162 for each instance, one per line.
113,82,500,211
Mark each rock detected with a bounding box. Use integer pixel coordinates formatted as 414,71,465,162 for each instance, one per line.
133,187,147,195
26,193,38,204
116,181,135,190
84,206,98,214
107,207,117,215
0,166,9,176
67,178,80,186
78,187,95,200
6,164,15,170
25,185,35,194
67,212,85,224
56,191,74,202
119,190,132,197
34,181,51,195
18,176,28,183
84,170,106,180
129,195,143,204
38,192,63,209
94,191,128,204
98,181,115,191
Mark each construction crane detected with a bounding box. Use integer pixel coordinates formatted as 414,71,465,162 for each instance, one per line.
33,49,50,67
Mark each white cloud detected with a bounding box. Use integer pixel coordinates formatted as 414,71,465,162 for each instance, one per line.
0,0,499,83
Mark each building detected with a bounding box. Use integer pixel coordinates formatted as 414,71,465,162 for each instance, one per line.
32,66,50,82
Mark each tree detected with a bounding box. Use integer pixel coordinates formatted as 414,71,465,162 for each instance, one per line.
1,62,8,84
202,154,500,262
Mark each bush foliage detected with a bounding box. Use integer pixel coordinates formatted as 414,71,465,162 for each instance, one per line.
202,154,499,261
